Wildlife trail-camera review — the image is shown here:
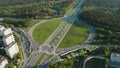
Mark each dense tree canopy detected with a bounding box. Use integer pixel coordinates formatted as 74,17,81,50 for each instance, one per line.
79,0,120,45
2,18,35,27
0,0,76,19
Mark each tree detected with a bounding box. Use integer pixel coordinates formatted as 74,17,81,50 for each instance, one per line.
79,0,120,44
99,46,110,56
2,18,35,27
0,0,75,19
7,63,14,68
104,59,109,68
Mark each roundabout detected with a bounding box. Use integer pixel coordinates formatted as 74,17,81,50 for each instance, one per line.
32,19,90,49
25,0,96,67
27,0,94,53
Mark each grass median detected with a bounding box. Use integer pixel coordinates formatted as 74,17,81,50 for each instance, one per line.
33,19,63,44
58,21,89,48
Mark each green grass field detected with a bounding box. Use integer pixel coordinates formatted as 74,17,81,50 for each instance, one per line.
58,21,89,48
33,19,63,44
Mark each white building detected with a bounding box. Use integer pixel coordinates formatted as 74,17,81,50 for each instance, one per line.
0,25,19,59
5,42,19,58
0,26,12,37
0,55,8,68
110,53,120,68
2,34,15,46
2,28,12,36
0,25,5,36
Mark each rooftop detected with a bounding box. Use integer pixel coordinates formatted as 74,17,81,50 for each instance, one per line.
0,25,5,31
3,33,13,39
3,28,11,32
111,53,120,57
0,25,4,28
5,41,16,49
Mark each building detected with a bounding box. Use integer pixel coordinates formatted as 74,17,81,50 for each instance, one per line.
5,42,19,58
0,55,8,68
0,25,5,36
2,34,15,46
0,26,12,37
2,28,12,36
110,53,120,68
0,25,19,59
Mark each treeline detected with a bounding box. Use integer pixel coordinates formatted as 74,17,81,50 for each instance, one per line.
79,0,120,45
2,18,34,27
49,46,120,68
0,0,40,6
0,0,75,19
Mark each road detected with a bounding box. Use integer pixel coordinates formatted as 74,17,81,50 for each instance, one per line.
45,45,120,68
13,28,31,68
28,18,63,52
38,0,86,67
24,0,90,67
82,56,106,68
55,19,96,53
40,0,85,55
40,46,101,68
14,28,31,53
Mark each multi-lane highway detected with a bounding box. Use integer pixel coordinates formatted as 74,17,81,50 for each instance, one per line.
23,0,86,68
40,0,85,54
28,18,62,52
16,0,119,67
38,0,86,67
55,19,96,53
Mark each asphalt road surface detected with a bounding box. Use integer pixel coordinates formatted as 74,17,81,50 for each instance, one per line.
23,0,92,68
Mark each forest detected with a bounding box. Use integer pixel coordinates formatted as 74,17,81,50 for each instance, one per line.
0,0,75,19
1,18,34,27
79,0,120,45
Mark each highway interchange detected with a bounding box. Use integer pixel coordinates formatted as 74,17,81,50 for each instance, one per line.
12,0,119,68
18,0,97,68
21,0,95,68
0,0,118,68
